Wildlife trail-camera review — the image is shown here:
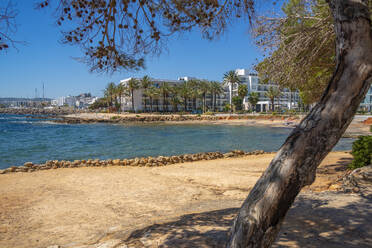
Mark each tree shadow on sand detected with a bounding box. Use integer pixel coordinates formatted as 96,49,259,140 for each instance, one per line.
118,192,371,248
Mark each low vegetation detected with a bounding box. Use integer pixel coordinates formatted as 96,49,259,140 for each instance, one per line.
350,136,372,169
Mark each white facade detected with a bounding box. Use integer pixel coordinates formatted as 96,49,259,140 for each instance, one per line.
51,94,98,108
235,69,300,112
359,86,372,112
120,77,227,112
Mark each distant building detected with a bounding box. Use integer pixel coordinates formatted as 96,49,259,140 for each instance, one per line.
120,77,228,112
234,69,300,112
359,86,372,112
0,98,51,108
51,93,97,109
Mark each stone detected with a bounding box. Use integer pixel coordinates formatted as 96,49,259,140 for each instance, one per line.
113,159,120,165
24,162,33,167
95,239,122,248
329,184,341,191
342,165,372,196
224,152,235,158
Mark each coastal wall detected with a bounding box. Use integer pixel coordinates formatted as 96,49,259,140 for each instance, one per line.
0,150,271,174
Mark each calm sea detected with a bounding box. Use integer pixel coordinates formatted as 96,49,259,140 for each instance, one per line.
0,114,354,169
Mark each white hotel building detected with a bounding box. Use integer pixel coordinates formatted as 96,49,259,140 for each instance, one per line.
234,69,300,112
119,69,372,113
120,77,228,112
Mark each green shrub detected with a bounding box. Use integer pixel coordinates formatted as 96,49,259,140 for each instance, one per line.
203,111,215,115
349,136,372,169
111,116,120,120
370,125,372,132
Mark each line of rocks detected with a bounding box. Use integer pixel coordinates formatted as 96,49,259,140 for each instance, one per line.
56,115,299,124
0,108,89,116
0,150,268,174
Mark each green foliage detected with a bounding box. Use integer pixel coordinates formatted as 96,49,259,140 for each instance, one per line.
370,125,372,132
111,116,120,120
238,84,248,99
223,70,241,86
255,0,335,104
248,92,260,110
223,103,231,112
203,111,215,115
232,96,243,111
350,136,372,169
89,98,108,110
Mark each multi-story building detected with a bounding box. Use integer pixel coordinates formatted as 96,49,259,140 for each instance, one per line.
234,69,300,112
359,86,372,112
51,93,97,109
120,71,371,113
0,98,51,108
120,77,228,112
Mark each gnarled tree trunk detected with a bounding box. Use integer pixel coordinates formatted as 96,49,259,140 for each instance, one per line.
227,1,372,247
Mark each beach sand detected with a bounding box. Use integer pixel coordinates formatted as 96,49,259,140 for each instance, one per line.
1,151,371,248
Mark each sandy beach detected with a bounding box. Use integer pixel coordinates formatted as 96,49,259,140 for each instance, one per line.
1,151,371,248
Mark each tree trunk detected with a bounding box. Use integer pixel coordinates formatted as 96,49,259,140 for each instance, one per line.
227,1,372,247
144,94,147,113
131,89,135,112
150,97,153,112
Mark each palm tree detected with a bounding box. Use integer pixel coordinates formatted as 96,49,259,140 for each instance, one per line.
178,82,191,111
140,75,152,112
115,83,126,112
127,78,139,112
144,86,159,112
188,79,201,112
199,80,210,113
248,92,259,112
104,82,116,109
169,87,181,112
238,84,248,99
223,70,241,109
265,86,281,111
159,82,171,112
210,81,224,112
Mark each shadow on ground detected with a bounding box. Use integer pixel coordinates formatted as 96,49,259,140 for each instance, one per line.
113,192,371,248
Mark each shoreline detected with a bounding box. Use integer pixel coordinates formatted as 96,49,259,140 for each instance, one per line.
57,112,371,137
0,149,270,173
1,151,367,248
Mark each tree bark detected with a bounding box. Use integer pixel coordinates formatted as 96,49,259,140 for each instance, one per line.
227,1,372,247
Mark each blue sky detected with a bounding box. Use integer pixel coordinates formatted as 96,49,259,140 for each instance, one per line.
0,1,274,99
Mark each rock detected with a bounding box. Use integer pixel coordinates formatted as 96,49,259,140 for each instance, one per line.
0,170,5,174
24,162,33,167
342,165,372,197
113,159,120,165
95,239,123,248
329,184,341,191
224,152,235,158
16,166,28,172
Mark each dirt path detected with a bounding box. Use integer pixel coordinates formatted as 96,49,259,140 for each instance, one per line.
0,152,369,248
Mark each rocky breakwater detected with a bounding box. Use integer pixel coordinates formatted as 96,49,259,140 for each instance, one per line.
0,150,267,174
0,108,88,116
56,114,299,124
